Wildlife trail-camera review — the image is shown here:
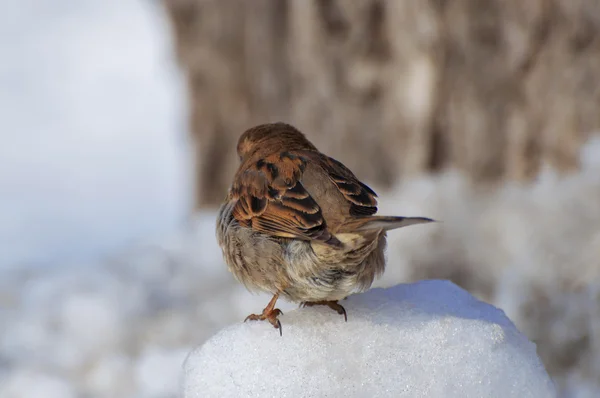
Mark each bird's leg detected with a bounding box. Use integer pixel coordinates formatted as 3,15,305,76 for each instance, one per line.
301,300,347,322
244,292,284,335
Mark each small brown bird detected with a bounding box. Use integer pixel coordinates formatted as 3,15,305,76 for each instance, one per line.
216,122,433,334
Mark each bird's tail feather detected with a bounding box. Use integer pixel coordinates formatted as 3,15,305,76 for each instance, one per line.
342,216,435,232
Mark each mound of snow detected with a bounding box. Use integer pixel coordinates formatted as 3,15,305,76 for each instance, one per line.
182,280,556,398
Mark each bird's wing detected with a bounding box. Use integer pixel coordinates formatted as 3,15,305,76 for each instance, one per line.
300,151,379,216
229,151,340,246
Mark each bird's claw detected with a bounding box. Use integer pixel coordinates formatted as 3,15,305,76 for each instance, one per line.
244,307,284,336
300,300,348,322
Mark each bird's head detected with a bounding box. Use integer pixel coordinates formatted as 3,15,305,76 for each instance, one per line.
236,122,317,162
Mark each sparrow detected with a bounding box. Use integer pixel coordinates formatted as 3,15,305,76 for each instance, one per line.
216,122,434,335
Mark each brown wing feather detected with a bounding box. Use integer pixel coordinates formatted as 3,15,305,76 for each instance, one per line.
229,152,340,246
300,151,379,216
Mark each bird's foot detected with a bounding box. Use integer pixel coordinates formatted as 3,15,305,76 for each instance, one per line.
244,293,284,335
244,308,284,335
300,300,347,322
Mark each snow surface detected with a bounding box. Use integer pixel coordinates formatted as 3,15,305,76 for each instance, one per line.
4,158,598,397
2,161,599,397
182,280,556,398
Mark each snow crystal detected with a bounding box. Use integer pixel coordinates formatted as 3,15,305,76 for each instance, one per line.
182,281,556,398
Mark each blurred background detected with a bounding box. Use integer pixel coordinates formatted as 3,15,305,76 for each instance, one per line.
1,0,599,397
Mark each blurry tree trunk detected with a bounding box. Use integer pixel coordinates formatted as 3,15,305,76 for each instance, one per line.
164,0,600,208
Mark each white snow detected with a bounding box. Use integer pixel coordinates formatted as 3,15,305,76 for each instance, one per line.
182,280,556,398
1,157,599,397
2,148,599,397
0,371,77,398
136,346,191,398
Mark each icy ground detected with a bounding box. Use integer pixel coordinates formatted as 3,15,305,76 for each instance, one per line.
183,281,556,398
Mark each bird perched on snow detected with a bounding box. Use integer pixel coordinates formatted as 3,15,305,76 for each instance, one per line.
216,122,434,334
